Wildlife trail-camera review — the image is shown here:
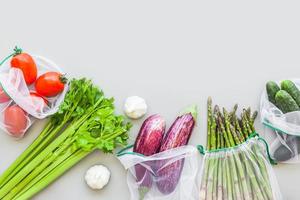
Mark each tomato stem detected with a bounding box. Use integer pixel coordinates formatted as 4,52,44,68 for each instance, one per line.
14,46,23,56
59,74,68,84
13,46,23,56
0,46,23,66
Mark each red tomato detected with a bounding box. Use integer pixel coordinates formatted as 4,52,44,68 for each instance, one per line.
4,105,28,137
0,86,10,103
35,72,66,97
11,52,37,85
30,92,48,111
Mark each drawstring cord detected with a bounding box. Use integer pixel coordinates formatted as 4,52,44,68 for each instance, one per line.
0,46,22,66
197,132,277,165
116,144,145,157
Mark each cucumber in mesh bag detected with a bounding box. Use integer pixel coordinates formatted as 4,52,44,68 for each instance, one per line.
265,80,300,162
281,80,300,107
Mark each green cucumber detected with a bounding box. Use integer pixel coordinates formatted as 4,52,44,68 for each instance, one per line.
275,90,299,113
266,81,280,105
281,80,300,106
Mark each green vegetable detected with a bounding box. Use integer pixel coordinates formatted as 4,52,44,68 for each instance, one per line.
266,81,280,105
199,98,275,200
281,80,300,107
0,79,95,189
0,78,131,200
275,90,299,113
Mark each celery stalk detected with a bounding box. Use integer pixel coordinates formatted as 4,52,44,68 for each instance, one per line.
3,137,75,200
14,149,75,199
0,121,52,188
16,151,89,200
0,111,92,198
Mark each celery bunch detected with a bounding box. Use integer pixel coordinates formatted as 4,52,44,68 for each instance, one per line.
0,78,131,200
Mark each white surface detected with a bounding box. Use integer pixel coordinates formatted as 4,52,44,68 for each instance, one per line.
0,0,300,199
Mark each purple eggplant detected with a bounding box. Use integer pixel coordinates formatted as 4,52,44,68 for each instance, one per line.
133,114,166,199
156,105,197,195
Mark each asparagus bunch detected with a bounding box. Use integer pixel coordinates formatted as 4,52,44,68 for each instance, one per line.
199,97,274,200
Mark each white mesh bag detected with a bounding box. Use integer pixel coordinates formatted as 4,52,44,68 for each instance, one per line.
198,136,282,200
260,79,300,163
0,49,68,137
117,145,201,200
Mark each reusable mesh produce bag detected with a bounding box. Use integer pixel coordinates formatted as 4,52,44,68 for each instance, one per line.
117,145,201,200
198,135,282,200
0,50,68,137
260,79,300,162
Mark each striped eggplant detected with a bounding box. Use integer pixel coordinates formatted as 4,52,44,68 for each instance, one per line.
156,105,197,194
133,114,166,199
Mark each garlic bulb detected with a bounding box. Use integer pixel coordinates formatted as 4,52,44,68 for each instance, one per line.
124,96,147,119
85,165,111,190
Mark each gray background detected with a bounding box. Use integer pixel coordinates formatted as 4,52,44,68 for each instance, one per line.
0,0,299,199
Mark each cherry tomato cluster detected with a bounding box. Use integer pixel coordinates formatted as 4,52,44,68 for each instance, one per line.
2,49,66,137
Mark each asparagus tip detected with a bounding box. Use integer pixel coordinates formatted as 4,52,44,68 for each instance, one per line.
233,104,238,111
252,111,258,120
222,107,228,115
208,97,212,104
214,105,220,114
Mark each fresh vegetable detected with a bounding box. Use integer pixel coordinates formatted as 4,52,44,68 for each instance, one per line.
35,72,67,97
30,92,48,112
281,80,300,107
134,114,166,155
266,81,280,105
156,105,196,194
133,114,166,198
85,165,111,190
10,47,37,85
265,80,300,162
4,105,28,137
272,88,300,161
124,96,147,119
199,98,274,200
159,106,196,151
266,80,300,113
275,90,299,113
0,86,10,103
0,78,131,199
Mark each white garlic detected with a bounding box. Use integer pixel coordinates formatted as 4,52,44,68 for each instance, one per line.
124,96,147,119
85,165,111,190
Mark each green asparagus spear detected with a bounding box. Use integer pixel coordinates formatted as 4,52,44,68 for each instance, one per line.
223,109,246,200
241,113,249,138
233,114,245,142
229,104,238,121
250,111,258,133
207,97,212,150
230,115,253,200
243,109,253,135
224,107,241,145
210,106,218,150
208,110,219,200
218,115,234,147
199,98,216,200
